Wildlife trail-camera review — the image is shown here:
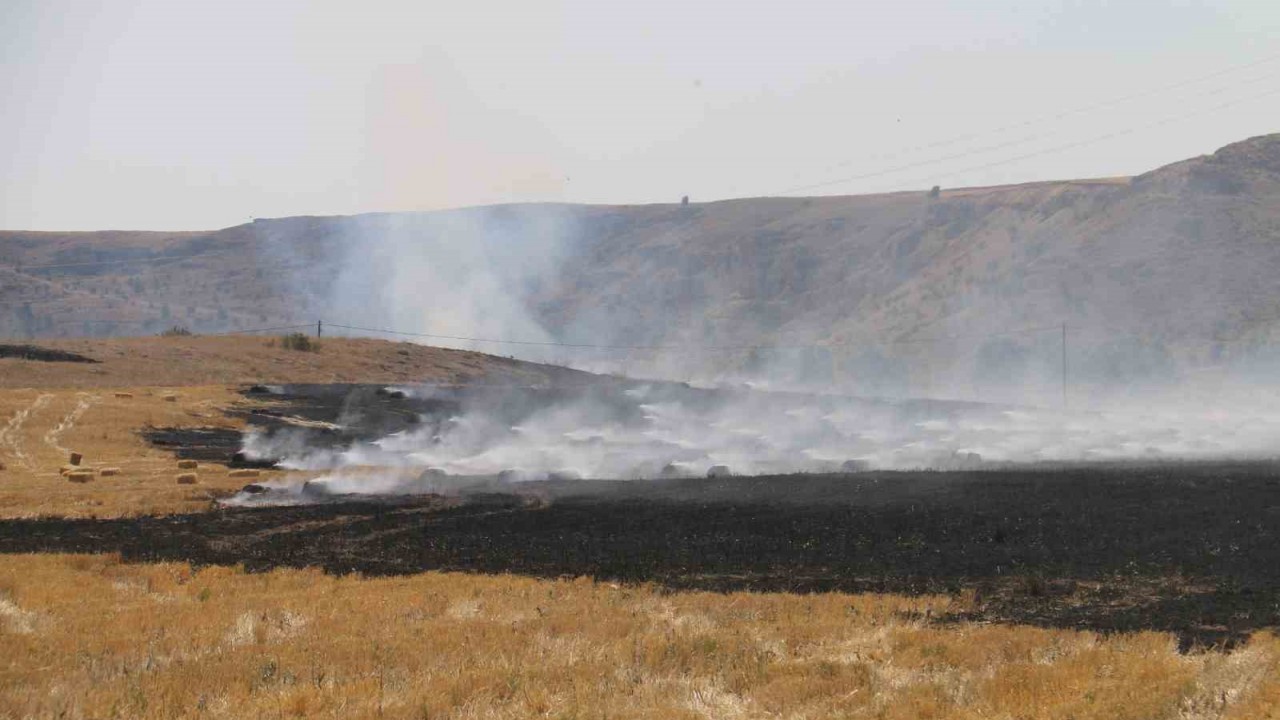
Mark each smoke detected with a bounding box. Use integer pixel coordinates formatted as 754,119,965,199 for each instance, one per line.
231,179,1280,503
226,377,1280,506
251,205,580,358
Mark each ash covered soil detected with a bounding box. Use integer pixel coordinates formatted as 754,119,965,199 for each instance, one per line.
4,464,1280,649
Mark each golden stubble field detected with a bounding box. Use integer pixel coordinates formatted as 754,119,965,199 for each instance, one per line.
0,385,268,519
4,553,1280,720
0,336,562,518
2,338,1280,719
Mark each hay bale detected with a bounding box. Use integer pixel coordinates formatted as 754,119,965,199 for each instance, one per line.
162,394,178,402
100,467,121,477
176,459,198,470
66,471,94,483
176,473,197,484
68,452,82,466
113,392,133,399
228,468,260,479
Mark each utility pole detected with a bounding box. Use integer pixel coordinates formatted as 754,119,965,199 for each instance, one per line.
317,319,322,339
1061,322,1068,410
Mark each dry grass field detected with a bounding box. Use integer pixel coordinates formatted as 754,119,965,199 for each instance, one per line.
0,336,561,389
0,384,266,518
0,336,580,517
3,553,1280,720
2,337,1280,718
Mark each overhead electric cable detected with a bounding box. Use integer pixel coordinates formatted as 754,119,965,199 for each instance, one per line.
775,81,1280,195
799,53,1280,178
324,320,1061,352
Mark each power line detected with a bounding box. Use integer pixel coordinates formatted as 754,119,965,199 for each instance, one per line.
772,71,1280,196
925,85,1280,187
326,322,766,351
324,320,1060,353
875,323,1062,347
781,52,1280,185
207,323,315,336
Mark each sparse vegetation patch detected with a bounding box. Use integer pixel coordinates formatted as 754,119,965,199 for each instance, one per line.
280,332,318,352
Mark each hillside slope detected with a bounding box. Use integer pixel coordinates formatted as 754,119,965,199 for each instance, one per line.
0,336,593,389
5,134,1280,397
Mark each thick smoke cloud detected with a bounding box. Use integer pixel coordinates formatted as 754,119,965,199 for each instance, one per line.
227,379,1280,506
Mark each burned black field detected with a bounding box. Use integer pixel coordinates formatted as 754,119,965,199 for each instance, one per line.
6,382,1280,649
4,464,1280,649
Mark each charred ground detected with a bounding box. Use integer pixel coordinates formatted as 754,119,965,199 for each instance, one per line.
0,343,98,363
4,463,1279,649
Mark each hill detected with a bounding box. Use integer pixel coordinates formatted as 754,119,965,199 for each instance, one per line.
6,133,1280,399
0,336,591,389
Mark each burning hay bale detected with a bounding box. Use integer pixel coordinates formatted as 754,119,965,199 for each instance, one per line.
177,459,198,470
706,465,734,478
842,459,872,473
68,452,82,466
176,473,197,485
65,471,94,483
228,469,260,479
100,468,121,477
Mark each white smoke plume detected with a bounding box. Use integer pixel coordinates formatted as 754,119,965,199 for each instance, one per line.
227,378,1280,506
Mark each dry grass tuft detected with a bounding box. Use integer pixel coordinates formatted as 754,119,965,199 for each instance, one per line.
0,554,1276,720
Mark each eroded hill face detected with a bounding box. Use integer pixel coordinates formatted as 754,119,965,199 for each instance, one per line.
5,134,1280,399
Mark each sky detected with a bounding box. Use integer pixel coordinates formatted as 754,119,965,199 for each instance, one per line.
2,0,1279,230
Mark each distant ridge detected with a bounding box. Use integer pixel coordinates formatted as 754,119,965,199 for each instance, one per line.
5,133,1280,397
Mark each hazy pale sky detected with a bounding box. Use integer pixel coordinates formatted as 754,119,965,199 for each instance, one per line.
3,0,1278,230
